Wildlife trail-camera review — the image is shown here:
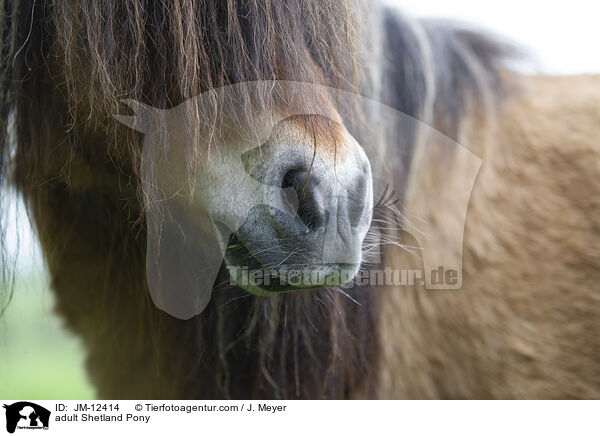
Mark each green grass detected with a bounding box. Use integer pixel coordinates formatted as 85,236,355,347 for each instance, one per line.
0,273,95,399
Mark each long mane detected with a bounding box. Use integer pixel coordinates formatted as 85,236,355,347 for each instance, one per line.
0,0,517,398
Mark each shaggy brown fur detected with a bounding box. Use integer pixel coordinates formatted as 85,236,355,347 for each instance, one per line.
1,0,598,399
378,74,600,398
0,0,374,400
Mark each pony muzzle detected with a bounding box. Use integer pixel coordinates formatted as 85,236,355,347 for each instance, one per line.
225,115,374,294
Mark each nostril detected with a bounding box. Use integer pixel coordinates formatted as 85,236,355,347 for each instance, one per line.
281,169,324,231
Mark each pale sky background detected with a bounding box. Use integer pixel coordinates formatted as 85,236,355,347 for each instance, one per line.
386,0,600,74
5,0,600,272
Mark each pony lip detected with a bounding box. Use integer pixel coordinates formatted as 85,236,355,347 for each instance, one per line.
224,234,360,294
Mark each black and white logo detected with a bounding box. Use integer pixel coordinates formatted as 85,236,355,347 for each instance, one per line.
3,402,50,434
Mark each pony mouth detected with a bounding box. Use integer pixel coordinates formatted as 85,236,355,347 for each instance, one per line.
224,234,359,295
